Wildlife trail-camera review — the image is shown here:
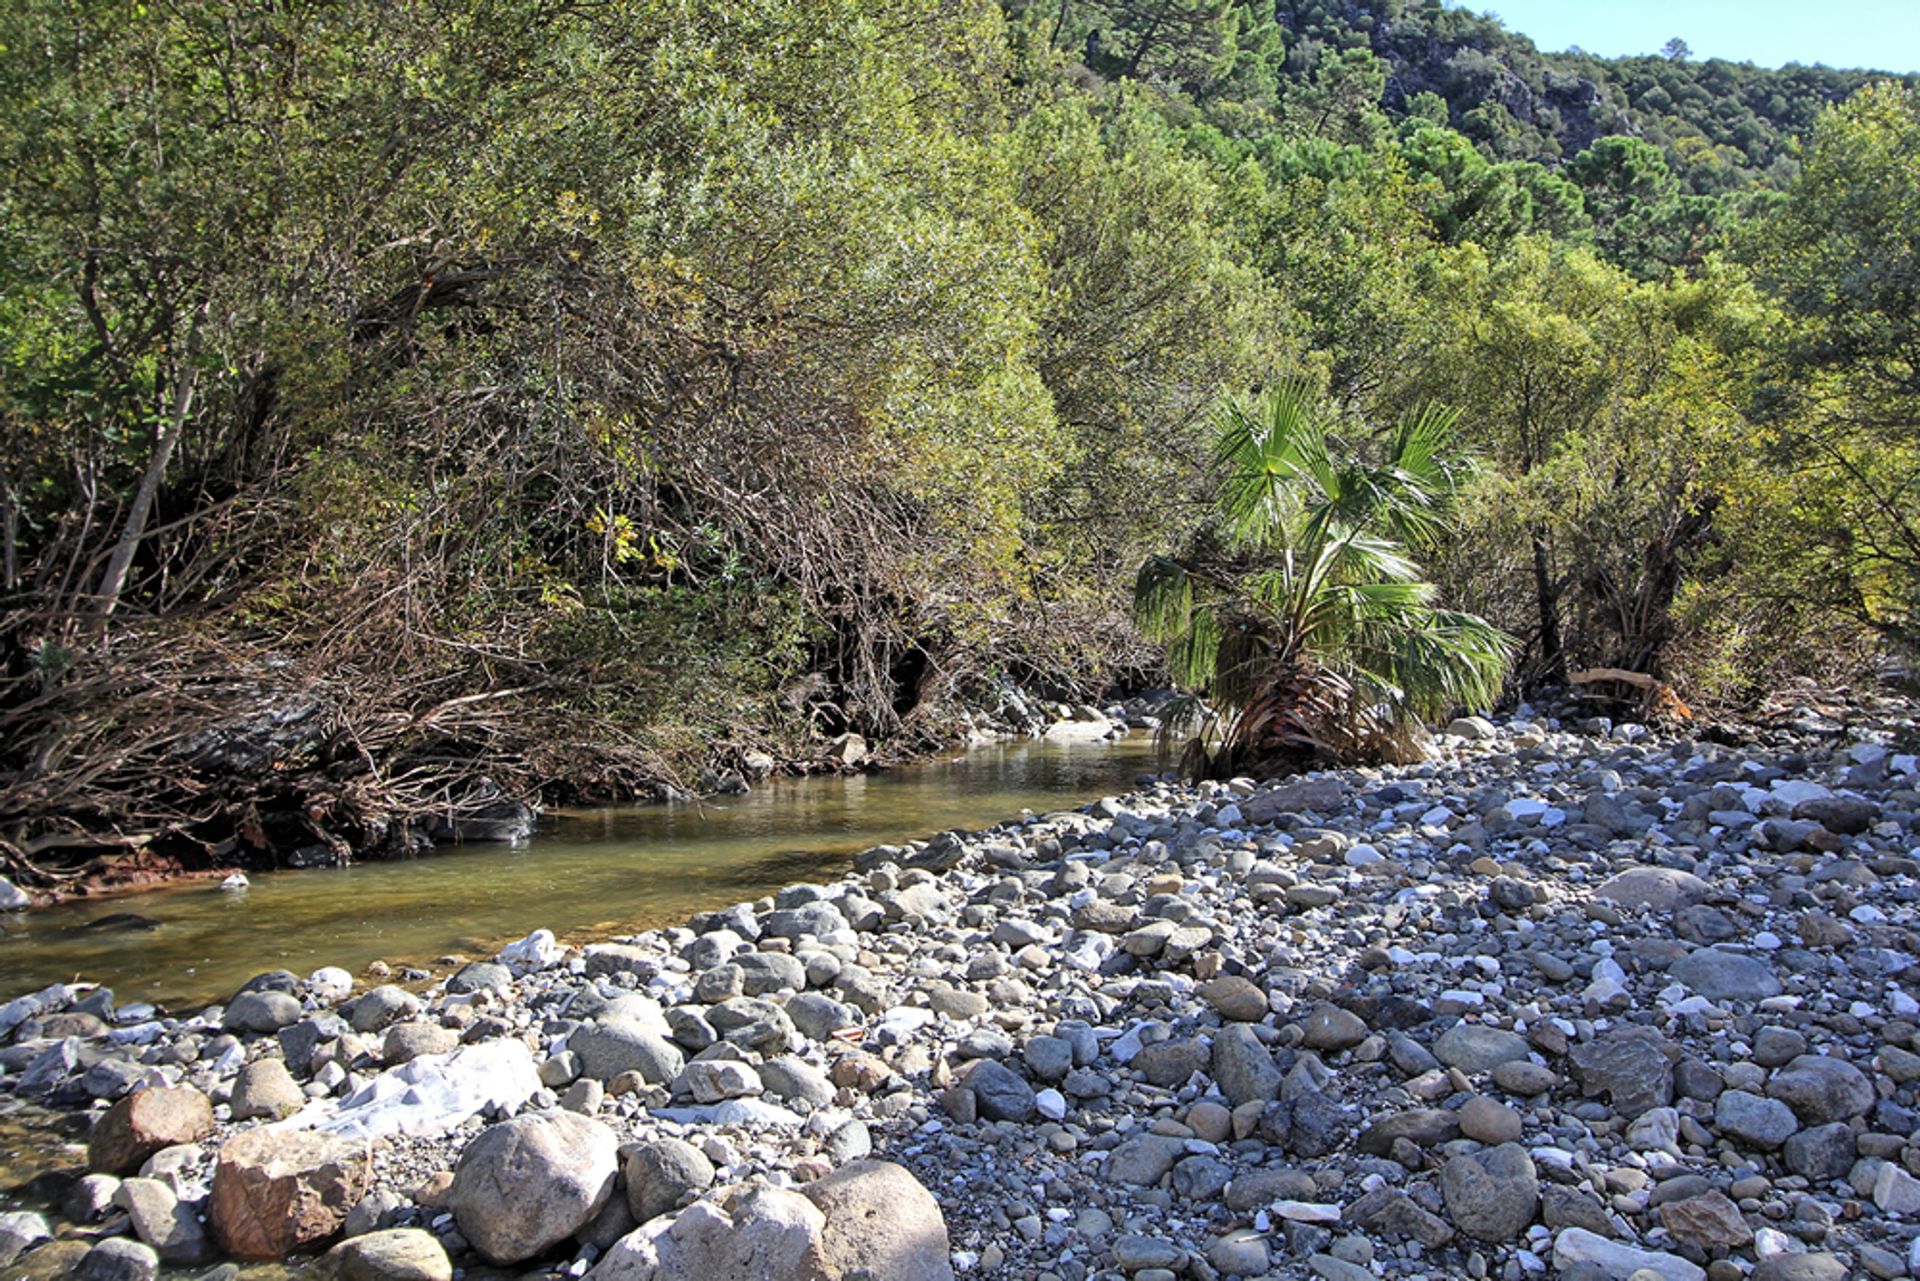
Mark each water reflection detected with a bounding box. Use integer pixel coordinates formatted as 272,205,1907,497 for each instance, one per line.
0,734,1156,1008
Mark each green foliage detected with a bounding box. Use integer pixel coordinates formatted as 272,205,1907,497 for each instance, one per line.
1136,383,1509,773
1750,81,1920,653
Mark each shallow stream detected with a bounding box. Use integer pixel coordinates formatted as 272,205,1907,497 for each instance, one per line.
0,734,1157,1010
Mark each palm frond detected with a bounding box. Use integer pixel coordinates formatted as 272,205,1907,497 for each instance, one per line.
1133,556,1196,645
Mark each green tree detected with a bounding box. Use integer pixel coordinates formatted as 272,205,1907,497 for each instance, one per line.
1135,383,1509,774
1752,81,1920,651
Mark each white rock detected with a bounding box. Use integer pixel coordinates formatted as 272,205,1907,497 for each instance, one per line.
1769,779,1833,810
0,877,30,910
1344,844,1382,866
1035,1089,1067,1120
220,872,249,891
1271,1201,1341,1223
1877,1163,1920,1215
1551,1227,1704,1281
308,967,353,1000
498,929,564,974
307,1037,542,1140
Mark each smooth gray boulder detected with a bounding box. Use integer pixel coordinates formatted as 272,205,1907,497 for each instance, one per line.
449,1111,619,1264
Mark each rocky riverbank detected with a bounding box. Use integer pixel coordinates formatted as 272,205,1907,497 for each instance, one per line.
5,702,1920,1281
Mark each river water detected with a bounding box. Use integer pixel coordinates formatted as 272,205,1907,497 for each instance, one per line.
0,734,1158,1010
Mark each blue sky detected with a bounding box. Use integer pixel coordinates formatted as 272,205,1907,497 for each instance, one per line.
1455,0,1920,73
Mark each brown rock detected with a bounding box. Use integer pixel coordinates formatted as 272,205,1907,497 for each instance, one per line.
87,1086,215,1175
1661,1191,1753,1250
209,1128,370,1260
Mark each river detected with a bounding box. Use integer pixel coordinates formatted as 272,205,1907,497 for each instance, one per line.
0,733,1159,1010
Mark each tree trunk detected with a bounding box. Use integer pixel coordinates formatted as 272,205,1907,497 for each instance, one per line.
1531,526,1564,684
94,309,205,618
0,461,18,594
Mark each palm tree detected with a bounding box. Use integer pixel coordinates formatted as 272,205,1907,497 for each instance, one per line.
1135,381,1511,776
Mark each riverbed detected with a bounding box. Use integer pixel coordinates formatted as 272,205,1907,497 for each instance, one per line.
0,734,1157,1009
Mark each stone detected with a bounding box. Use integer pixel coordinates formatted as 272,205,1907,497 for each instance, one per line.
75,1238,160,1281
222,990,303,1034
347,985,419,1033
1440,1143,1539,1241
964,1060,1037,1122
1346,1188,1454,1248
382,1022,460,1065
1660,1191,1752,1250
210,1128,370,1260
1783,1122,1856,1181
1300,1004,1368,1051
759,1056,834,1107
587,1186,832,1281
1873,1162,1920,1214
1595,866,1711,911
323,1229,453,1281
1205,1228,1269,1276
568,1020,686,1084
449,1110,619,1264
1356,1109,1460,1156
1766,1054,1874,1124
1201,975,1268,1021
1212,1023,1282,1105
1134,1038,1210,1087
1715,1090,1800,1148
1540,1185,1613,1235
229,1058,305,1121
783,992,857,1041
684,1059,761,1103
114,1177,215,1265
0,1212,50,1266
88,1086,215,1175
1113,1236,1186,1270
1751,1257,1850,1281
1551,1227,1705,1281
1459,1096,1524,1144
1433,1023,1531,1073
1104,1134,1189,1187
446,961,512,995
1793,795,1877,834
1669,949,1782,1002
1570,1028,1674,1118
800,1160,954,1281
624,1138,716,1224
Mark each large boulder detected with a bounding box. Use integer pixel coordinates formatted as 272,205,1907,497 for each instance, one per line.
88,1086,215,1175
449,1110,619,1265
209,1128,370,1260
801,1160,954,1281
